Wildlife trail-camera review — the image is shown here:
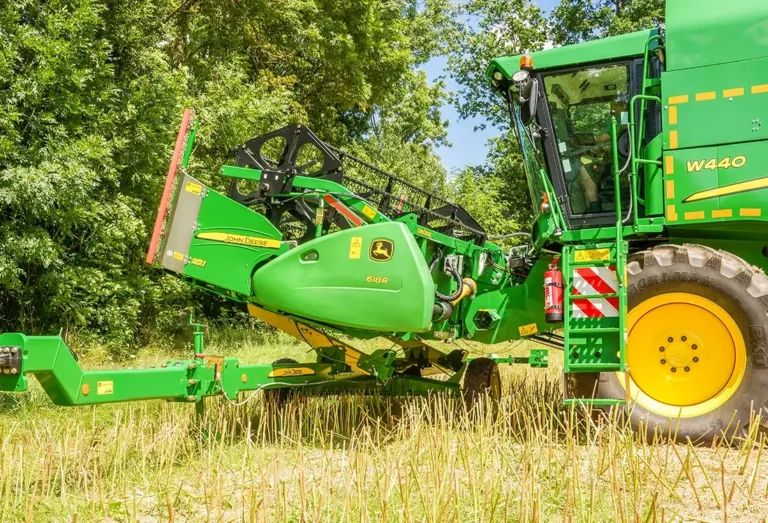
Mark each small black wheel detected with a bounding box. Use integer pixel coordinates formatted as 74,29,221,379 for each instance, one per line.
462,358,502,413
264,358,298,406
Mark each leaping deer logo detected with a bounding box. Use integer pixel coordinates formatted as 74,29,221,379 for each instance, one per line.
369,239,394,261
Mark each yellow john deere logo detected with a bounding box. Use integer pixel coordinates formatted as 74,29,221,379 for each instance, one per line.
369,239,394,262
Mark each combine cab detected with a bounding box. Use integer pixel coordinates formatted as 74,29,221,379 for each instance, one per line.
2,0,768,443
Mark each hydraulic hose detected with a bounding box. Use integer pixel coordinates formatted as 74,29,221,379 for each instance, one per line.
429,250,464,302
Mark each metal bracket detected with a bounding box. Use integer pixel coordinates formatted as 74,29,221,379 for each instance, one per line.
0,346,21,375
443,254,464,275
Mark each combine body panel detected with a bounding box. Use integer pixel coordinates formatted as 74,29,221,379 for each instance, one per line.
484,0,768,441
3,0,768,443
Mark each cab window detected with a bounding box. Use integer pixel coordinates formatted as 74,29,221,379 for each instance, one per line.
542,64,631,216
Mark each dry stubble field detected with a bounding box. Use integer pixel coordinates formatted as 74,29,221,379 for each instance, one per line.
1,332,768,522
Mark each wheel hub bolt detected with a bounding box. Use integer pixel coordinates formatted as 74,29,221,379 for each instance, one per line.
668,337,674,342
681,336,687,342
661,359,667,364
659,346,665,352
671,367,677,373
684,366,690,372
692,344,698,350
693,357,699,363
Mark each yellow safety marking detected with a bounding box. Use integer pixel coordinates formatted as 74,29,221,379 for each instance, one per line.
247,304,369,375
172,251,184,261
668,95,689,105
669,130,678,149
268,367,316,378
712,209,733,218
666,205,678,222
349,236,362,259
247,304,304,339
574,248,611,262
189,257,207,268
184,182,203,195
695,91,716,102
723,88,744,98
684,211,705,220
684,176,768,202
196,232,281,249
665,155,674,175
752,84,768,94
416,227,433,238
518,323,538,336
740,208,762,217
361,205,377,219
668,105,677,125
97,381,114,395
665,180,675,199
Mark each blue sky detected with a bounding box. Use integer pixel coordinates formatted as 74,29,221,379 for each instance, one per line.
421,0,560,171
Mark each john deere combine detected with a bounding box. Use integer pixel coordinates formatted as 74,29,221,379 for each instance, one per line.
2,0,768,442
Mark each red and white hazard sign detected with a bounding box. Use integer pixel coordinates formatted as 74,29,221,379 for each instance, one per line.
571,266,619,318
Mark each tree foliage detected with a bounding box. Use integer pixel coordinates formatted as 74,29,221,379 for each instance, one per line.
0,0,449,350
551,0,665,46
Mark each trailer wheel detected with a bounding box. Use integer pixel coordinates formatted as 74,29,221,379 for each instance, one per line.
463,358,501,414
264,358,298,406
572,244,768,443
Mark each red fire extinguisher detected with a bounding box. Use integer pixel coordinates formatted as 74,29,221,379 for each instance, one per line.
544,258,564,324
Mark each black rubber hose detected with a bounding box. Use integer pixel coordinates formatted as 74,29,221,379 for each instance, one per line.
429,249,464,302
436,265,464,302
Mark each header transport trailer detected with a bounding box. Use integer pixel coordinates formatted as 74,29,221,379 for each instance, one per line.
2,0,768,442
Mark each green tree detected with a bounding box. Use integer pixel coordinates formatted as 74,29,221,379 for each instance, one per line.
0,0,452,350
550,0,664,45
445,0,549,126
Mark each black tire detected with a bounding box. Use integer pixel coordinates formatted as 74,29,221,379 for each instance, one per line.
463,358,502,413
264,358,298,406
571,244,768,443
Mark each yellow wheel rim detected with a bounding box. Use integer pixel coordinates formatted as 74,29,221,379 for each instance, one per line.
617,292,746,418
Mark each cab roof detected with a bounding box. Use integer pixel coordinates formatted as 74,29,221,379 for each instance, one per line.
487,29,659,86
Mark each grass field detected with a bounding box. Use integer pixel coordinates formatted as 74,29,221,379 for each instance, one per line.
2,333,768,522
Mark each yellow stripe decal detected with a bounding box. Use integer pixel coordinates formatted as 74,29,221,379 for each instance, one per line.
683,176,768,203
752,84,768,94
669,130,678,149
740,208,762,217
668,95,689,105
668,105,678,125
684,211,705,220
695,91,716,102
665,155,674,175
666,180,675,199
723,88,744,98
666,205,678,222
712,209,733,218
197,232,282,249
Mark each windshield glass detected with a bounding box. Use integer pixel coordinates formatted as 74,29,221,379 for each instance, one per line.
542,63,630,215
509,100,546,215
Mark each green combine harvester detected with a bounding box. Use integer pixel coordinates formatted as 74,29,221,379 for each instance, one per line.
2,0,768,442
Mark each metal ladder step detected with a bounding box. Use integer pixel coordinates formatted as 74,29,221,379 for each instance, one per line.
572,293,619,299
566,363,622,372
568,327,621,334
